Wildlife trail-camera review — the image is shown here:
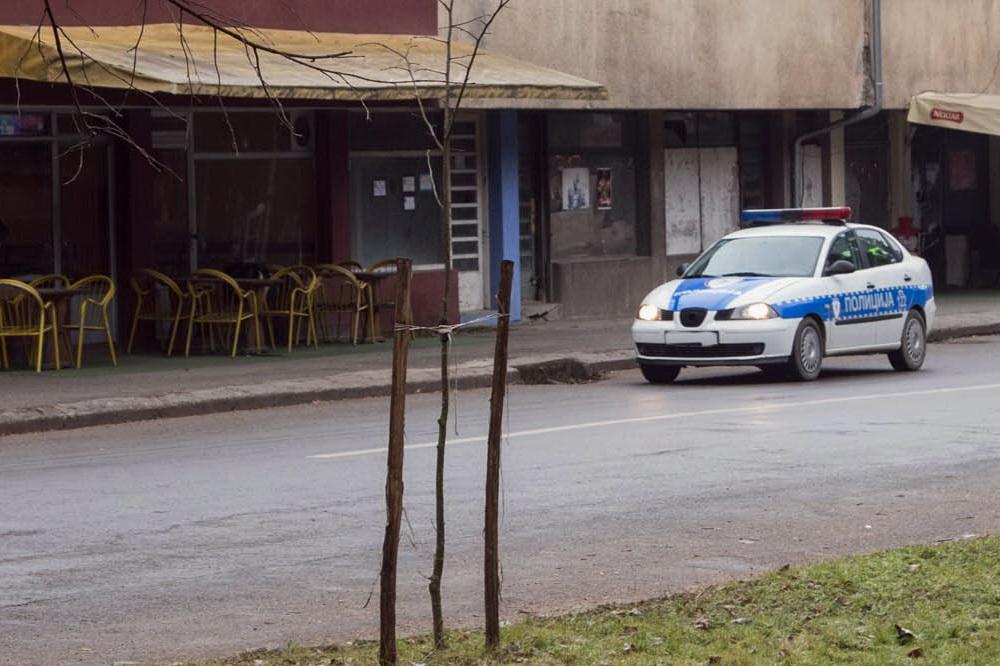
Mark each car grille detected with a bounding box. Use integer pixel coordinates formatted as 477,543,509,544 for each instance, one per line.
679,308,708,327
636,343,766,358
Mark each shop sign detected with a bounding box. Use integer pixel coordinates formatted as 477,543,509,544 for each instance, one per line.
0,113,48,137
930,107,964,124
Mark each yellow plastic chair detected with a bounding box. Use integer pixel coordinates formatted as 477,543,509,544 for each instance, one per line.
29,274,71,290
127,269,191,356
261,267,318,352
340,260,364,273
184,269,262,357
314,263,374,345
68,275,118,368
0,279,60,373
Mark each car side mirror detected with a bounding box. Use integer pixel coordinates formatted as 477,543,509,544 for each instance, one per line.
826,259,856,276
675,262,690,278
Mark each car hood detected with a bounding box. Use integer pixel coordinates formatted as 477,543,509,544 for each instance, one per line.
647,276,801,311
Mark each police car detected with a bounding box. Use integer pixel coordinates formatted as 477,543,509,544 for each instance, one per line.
632,207,935,383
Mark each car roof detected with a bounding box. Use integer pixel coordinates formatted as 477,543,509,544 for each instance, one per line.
725,222,881,240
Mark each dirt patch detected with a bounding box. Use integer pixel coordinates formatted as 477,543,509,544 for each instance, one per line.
515,358,604,384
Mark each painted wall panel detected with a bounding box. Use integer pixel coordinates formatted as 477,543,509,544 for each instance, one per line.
664,148,701,255
698,147,740,249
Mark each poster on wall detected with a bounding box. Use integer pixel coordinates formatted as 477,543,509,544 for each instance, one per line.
596,168,612,210
561,167,590,210
403,195,416,211
419,173,434,192
402,175,416,193
948,150,977,191
372,178,387,197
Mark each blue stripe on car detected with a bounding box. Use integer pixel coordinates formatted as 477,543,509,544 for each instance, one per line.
669,279,934,321
772,284,933,321
669,277,778,311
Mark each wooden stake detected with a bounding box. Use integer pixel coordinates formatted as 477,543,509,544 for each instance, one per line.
379,258,413,666
484,259,514,649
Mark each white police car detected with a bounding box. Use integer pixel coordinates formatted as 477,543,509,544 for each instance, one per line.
632,208,935,383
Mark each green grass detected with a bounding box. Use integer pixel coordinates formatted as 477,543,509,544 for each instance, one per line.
180,535,1000,666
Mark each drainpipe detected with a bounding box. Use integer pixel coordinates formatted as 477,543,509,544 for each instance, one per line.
792,0,882,206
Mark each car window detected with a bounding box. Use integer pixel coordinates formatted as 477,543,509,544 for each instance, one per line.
684,235,826,278
824,232,860,272
855,229,900,267
877,230,905,262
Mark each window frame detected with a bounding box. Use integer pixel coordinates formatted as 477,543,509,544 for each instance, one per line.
853,227,902,270
822,230,864,275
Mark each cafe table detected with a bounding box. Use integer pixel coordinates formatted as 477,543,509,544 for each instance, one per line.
352,271,394,341
35,286,80,368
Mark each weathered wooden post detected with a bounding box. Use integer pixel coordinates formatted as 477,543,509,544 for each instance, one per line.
379,258,413,666
484,259,514,649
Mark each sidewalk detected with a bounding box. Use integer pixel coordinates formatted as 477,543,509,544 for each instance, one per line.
1,292,998,436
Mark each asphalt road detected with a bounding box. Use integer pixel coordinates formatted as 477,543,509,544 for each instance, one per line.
3,337,1000,665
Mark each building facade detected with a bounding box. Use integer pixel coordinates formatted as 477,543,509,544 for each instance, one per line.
5,0,1000,339
455,0,1000,316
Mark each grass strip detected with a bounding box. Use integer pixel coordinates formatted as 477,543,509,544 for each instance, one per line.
180,535,1000,665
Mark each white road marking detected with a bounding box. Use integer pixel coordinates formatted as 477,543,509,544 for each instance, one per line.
307,381,1000,461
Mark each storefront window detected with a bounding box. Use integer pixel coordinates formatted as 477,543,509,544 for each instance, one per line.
548,112,638,260
193,112,316,270
196,158,316,269
0,144,53,276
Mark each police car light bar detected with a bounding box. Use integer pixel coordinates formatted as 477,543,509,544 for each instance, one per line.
740,207,852,227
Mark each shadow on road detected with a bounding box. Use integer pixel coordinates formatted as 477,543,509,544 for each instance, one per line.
637,365,902,387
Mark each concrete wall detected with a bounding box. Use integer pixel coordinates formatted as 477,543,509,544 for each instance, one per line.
552,256,685,318
451,0,867,110
883,0,1000,108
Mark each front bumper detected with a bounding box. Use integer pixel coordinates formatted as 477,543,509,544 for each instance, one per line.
631,314,799,367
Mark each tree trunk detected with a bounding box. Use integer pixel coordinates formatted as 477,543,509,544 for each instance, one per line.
429,123,454,651
379,259,413,666
484,259,514,649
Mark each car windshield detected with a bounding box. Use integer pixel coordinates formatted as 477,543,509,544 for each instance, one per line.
685,235,825,278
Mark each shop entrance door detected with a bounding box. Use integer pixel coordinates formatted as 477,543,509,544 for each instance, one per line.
59,139,113,280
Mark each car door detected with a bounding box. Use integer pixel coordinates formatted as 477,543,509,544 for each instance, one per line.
822,231,877,351
854,228,908,345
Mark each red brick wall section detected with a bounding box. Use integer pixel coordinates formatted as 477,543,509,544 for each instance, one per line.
5,1,437,35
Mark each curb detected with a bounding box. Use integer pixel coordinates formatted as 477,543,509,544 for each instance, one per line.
0,322,992,438
927,322,1000,343
0,353,636,438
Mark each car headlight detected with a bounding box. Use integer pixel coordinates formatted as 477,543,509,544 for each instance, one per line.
730,303,778,320
636,304,661,321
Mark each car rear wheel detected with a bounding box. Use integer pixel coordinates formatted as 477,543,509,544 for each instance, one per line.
888,310,926,371
640,363,681,384
787,319,823,381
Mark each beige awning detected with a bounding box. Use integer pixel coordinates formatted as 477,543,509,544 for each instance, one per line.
0,23,606,102
908,91,1000,136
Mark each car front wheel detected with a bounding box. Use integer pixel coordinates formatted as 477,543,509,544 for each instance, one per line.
888,310,927,371
787,319,823,381
640,363,681,384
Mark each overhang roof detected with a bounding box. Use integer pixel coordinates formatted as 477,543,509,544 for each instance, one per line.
0,23,607,102
908,91,1000,137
